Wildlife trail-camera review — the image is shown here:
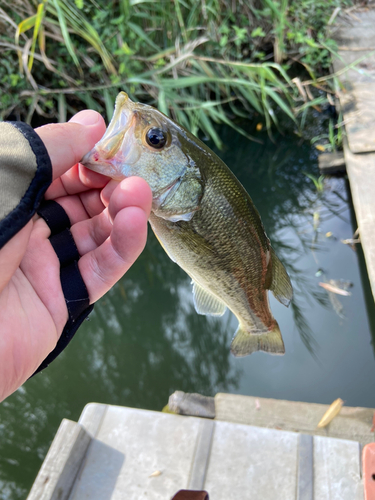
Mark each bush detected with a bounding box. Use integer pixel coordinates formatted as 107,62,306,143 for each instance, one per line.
0,0,351,145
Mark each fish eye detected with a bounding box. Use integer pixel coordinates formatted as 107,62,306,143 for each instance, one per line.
145,127,167,149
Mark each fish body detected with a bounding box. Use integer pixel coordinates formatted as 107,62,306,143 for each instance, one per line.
81,92,293,356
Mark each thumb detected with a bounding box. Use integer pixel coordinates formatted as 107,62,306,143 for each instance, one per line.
35,110,106,180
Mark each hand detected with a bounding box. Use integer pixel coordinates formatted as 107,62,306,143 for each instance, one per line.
0,110,152,401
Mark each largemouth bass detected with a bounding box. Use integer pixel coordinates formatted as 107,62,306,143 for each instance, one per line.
81,92,293,356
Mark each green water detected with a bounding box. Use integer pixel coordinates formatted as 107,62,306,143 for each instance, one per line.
1,126,375,499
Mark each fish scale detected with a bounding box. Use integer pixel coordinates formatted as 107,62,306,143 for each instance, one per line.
81,92,293,357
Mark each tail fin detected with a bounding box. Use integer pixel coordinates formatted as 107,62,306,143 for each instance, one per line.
230,322,285,357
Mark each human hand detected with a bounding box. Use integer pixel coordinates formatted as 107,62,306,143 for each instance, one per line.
0,110,152,401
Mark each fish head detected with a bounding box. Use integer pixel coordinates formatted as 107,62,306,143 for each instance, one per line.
81,93,202,219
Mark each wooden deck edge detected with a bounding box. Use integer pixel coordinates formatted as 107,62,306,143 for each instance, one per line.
78,402,108,437
214,393,375,446
341,141,375,302
318,152,346,174
26,419,91,500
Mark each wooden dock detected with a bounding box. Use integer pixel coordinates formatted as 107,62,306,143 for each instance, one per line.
26,393,372,500
332,7,375,301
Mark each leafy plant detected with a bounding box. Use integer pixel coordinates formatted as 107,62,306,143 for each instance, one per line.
304,173,325,194
0,0,352,146
311,112,345,152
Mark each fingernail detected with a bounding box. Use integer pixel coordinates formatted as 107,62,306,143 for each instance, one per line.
69,110,102,126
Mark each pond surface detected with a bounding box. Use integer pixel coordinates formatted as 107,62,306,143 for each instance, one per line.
1,124,375,499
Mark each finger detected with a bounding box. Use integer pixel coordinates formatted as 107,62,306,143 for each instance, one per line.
72,177,152,259
53,189,106,227
71,209,113,255
68,177,151,259
79,189,106,218
108,177,153,223
45,164,110,200
101,179,122,207
35,110,106,180
77,177,152,302
0,221,33,294
78,206,149,303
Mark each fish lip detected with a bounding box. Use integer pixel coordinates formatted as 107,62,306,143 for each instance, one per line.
81,92,136,170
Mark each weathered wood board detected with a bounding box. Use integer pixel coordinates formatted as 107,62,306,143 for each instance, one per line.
26,403,365,500
318,151,346,174
337,83,375,153
333,9,375,153
342,145,375,301
215,393,375,446
331,7,375,301
26,419,92,500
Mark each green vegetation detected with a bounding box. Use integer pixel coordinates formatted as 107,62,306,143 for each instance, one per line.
311,112,344,152
303,173,325,194
0,0,351,145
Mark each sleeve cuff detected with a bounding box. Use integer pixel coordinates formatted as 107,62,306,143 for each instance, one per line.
0,121,52,249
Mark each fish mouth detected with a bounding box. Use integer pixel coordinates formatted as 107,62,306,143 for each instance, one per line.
81,92,139,178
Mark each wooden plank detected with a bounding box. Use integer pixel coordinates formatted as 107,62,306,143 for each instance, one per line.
78,402,108,437
314,436,363,500
215,393,375,446
204,421,298,500
297,434,314,500
337,82,375,153
28,404,366,499
188,419,215,489
318,152,346,174
26,419,91,500
69,406,202,500
333,9,375,81
332,9,375,154
342,144,375,301
329,9,375,300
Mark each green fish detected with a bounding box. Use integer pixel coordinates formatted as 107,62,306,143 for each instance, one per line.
81,92,293,356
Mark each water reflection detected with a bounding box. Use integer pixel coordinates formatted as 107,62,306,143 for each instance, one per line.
1,126,375,500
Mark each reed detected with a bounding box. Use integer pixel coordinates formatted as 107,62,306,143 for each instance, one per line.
0,0,350,146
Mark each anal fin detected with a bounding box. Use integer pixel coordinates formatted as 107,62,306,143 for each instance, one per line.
230,321,285,357
192,281,227,316
270,248,293,307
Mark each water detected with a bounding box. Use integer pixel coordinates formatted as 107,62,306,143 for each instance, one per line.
1,125,375,499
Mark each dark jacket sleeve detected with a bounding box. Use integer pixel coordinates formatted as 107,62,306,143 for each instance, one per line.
0,122,52,249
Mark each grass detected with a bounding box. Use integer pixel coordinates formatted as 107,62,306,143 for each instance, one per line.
0,0,352,146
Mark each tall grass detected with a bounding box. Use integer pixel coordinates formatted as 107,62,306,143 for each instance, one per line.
0,0,350,145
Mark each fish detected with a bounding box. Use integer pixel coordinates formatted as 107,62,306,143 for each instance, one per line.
81,92,293,357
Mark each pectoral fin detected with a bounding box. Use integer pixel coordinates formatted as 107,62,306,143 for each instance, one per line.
192,281,227,316
269,248,293,307
153,172,203,222
230,321,285,357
